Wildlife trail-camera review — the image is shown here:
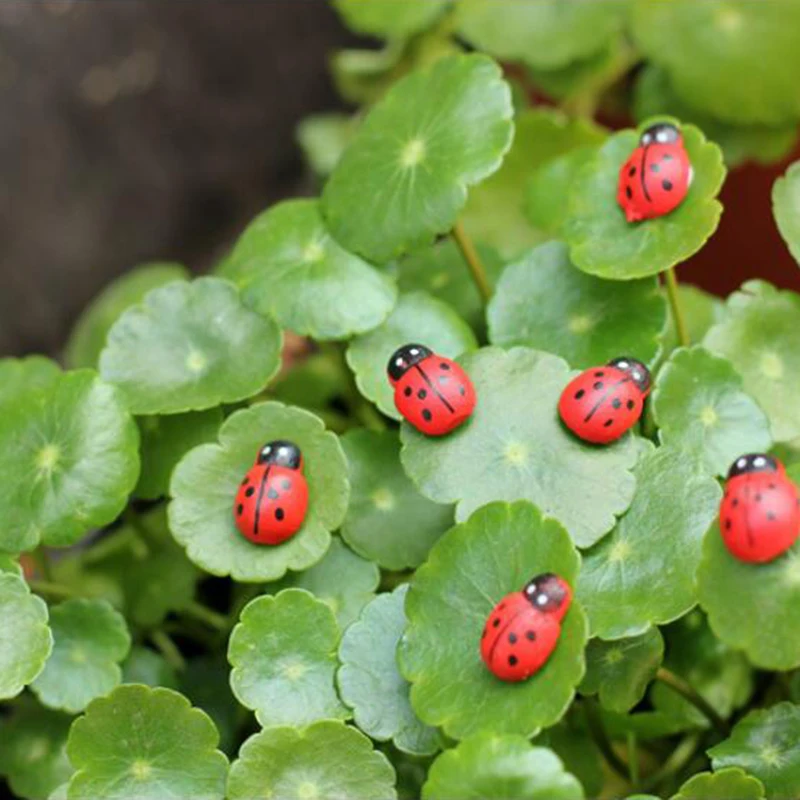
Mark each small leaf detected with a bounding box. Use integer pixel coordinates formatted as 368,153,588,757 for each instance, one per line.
346,292,477,420
341,429,453,570
652,346,772,477
332,0,449,38
31,599,130,714
99,277,282,415
526,43,617,102
122,646,178,689
563,122,726,280
400,347,639,548
488,241,666,369
671,767,765,800
321,54,514,264
221,200,396,340
296,113,356,178
422,735,584,800
399,501,588,740
227,721,397,800
577,445,721,639
534,719,604,800
0,356,61,410
228,589,349,727
338,586,441,756
659,283,725,354
168,401,348,582
580,628,664,713
773,160,800,266
66,685,228,800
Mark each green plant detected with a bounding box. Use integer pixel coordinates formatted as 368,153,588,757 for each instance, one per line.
3,2,800,798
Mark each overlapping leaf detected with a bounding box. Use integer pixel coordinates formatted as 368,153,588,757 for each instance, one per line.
122,646,178,689
332,0,449,38
296,113,356,178
671,768,765,800
773,160,800,265
0,356,60,410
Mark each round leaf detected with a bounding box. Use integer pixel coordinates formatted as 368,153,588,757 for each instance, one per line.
346,292,477,420
168,401,348,582
534,720,604,799
65,685,228,800
488,241,667,369
563,123,726,280
338,586,441,756
671,768,765,800
296,113,355,179
122,646,178,689
332,0,449,38
341,429,453,570
652,346,772,477
400,347,640,548
0,356,61,410
31,599,130,714
99,277,282,415
228,589,349,727
227,721,397,800
577,445,721,639
221,200,396,340
423,735,584,800
773,160,800,266
321,54,514,264
399,501,588,740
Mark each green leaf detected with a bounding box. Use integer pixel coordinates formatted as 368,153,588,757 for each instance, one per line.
122,646,178,689
65,263,189,370
228,588,349,727
270,351,349,410
168,401,348,582
0,356,61,410
660,283,725,354
399,501,588,740
227,721,397,800
321,54,514,264
332,0,449,38
341,429,453,570
525,43,618,102
422,735,584,800
709,702,800,800
31,599,130,714
400,347,639,548
703,281,800,443
580,628,664,713
0,553,22,575
488,241,666,370
296,113,356,178
346,292,477,420
0,370,139,553
631,0,800,126
66,685,228,800
652,346,772,477
338,586,441,756
564,122,726,280
577,445,721,638
534,719,604,800
99,277,282,415
671,768,766,800
773,160,800,265
221,199,396,340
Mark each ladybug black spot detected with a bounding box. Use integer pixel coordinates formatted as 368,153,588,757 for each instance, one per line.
422,409,433,422
282,479,291,490
526,631,536,641
663,154,674,161
508,633,517,644
418,389,427,400
755,494,763,502
575,389,585,399
508,655,518,667
627,400,635,410
604,419,614,428
629,166,636,177
267,488,279,500
625,186,633,200
440,363,451,370
245,487,255,498
459,386,466,396
650,163,661,173
492,618,500,628
404,387,412,397
769,483,777,489
732,498,739,507
725,519,732,530
612,398,622,409
237,504,244,516
595,371,605,378
275,508,285,521
768,512,777,521
594,381,603,390
662,179,673,191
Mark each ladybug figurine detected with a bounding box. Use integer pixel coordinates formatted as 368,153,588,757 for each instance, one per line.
481,573,572,682
720,453,800,563
233,440,309,545
558,357,651,445
617,122,692,223
387,343,476,436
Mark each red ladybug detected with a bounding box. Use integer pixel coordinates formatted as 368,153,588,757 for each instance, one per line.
233,440,309,545
720,453,800,563
480,573,572,682
388,344,476,436
617,123,692,223
558,357,650,445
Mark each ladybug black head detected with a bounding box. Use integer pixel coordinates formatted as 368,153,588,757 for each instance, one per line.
727,453,780,480
387,344,432,383
257,440,302,470
640,123,680,147
523,573,570,615
607,357,651,393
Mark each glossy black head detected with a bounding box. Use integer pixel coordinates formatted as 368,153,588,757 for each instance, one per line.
387,344,432,382
523,573,569,614
640,123,680,147
257,440,302,470
607,357,651,393
727,453,779,480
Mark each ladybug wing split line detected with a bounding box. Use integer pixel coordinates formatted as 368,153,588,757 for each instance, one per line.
414,363,456,414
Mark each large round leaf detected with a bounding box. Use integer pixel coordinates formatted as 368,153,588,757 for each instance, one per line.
563,123,725,279
488,241,666,369
400,347,640,548
227,722,397,800
399,501,588,740
168,401,348,582
321,54,514,264
773,160,800,266
228,589,348,728
221,199,396,339
577,445,721,639
332,0,449,38
0,356,61,410
0,370,140,553
99,277,282,414
65,685,228,800
671,768,765,800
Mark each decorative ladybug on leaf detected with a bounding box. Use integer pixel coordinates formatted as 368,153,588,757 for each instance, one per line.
233,440,309,546
617,122,692,223
558,357,651,445
480,573,572,683
720,453,800,563
388,343,476,436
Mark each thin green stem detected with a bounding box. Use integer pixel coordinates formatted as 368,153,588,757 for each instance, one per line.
28,580,78,599
663,267,690,348
583,698,630,782
452,221,492,303
627,732,640,788
150,629,186,671
182,601,228,631
640,734,701,793
656,667,730,737
82,526,142,565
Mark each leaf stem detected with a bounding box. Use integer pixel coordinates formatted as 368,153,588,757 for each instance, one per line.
182,601,228,631
583,697,630,782
655,667,730,736
452,221,492,304
640,734,701,793
663,267,690,348
627,732,640,788
28,580,78,599
150,629,186,671
30,548,54,582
